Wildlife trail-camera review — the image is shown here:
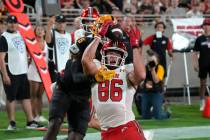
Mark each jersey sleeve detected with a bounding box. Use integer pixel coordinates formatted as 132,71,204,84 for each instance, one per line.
0,36,8,52
156,65,165,81
143,35,154,46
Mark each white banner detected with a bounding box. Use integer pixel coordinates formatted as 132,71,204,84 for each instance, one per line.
171,18,204,51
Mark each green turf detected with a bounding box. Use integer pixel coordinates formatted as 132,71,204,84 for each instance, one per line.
134,104,210,129
0,103,210,139
178,138,210,140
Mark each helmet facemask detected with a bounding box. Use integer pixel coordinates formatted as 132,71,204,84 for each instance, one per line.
101,49,127,70
80,7,99,34
81,18,96,34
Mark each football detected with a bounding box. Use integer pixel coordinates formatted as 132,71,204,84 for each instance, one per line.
106,24,124,41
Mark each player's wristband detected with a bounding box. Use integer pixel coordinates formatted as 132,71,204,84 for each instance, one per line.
94,35,102,40
132,45,139,49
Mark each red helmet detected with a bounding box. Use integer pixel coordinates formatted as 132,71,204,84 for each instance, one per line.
80,7,100,32
101,41,128,69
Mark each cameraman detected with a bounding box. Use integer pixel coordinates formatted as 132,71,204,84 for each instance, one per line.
141,50,171,120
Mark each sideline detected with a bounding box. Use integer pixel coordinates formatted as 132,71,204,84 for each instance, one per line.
9,125,210,140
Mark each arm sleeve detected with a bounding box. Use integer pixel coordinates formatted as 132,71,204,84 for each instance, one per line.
167,38,173,51
143,35,154,46
193,38,200,52
156,65,165,81
0,36,8,52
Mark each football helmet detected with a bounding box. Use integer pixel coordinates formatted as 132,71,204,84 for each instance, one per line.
101,41,128,69
91,15,117,35
80,7,100,33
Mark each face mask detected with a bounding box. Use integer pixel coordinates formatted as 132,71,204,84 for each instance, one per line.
156,31,162,38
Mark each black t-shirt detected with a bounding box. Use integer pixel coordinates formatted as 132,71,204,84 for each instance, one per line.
58,59,92,97
193,35,210,66
0,31,14,63
0,35,8,52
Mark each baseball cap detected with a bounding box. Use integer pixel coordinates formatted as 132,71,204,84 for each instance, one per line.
55,15,66,23
7,15,18,23
202,18,210,26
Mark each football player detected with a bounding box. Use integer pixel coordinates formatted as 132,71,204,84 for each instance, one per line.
82,20,146,140
44,7,100,140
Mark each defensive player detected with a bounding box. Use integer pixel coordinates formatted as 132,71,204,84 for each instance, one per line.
44,7,100,140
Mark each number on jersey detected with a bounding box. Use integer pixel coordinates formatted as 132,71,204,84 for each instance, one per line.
98,79,123,102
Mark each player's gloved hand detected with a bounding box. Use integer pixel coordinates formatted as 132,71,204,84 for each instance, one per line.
98,20,114,37
126,25,141,48
95,66,116,82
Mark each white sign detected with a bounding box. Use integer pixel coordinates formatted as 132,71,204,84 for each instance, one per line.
171,18,204,51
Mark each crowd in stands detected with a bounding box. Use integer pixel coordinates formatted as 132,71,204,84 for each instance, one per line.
1,0,209,18
58,0,210,16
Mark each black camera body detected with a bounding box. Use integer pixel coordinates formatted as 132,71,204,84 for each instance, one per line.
148,61,156,68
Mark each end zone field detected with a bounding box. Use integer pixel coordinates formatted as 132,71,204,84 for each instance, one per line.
1,104,210,140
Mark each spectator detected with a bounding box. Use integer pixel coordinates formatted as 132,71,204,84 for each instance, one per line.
186,2,203,17
110,0,123,11
203,0,210,14
73,16,81,31
23,0,36,9
111,9,123,22
160,0,171,13
141,49,171,120
123,0,139,14
143,21,174,78
27,25,48,123
138,0,154,14
166,0,187,17
0,1,7,16
35,0,43,24
60,0,74,9
91,0,112,14
75,0,91,9
153,0,166,14
192,18,210,111
45,15,72,82
0,15,42,130
198,2,206,14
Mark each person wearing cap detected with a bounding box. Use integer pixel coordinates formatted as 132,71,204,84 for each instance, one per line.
45,15,72,82
0,15,42,130
192,18,210,111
